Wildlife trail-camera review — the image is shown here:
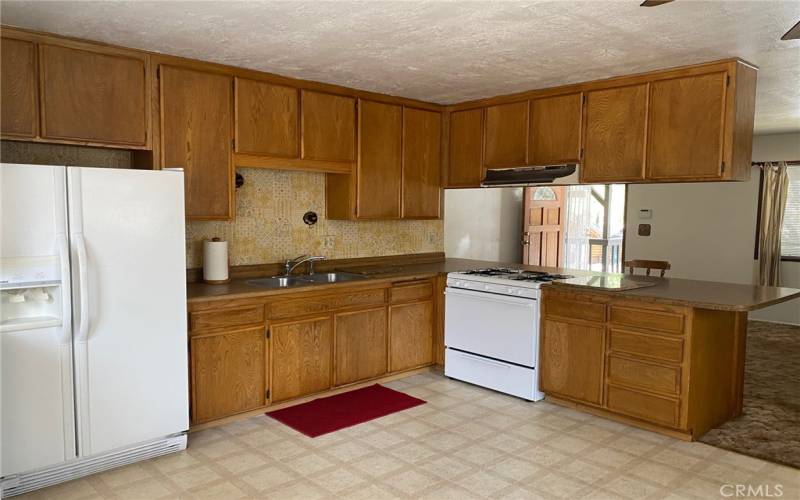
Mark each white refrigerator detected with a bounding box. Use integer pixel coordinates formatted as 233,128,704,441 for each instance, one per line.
0,164,189,497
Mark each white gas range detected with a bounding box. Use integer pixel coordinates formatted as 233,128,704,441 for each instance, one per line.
443,267,573,401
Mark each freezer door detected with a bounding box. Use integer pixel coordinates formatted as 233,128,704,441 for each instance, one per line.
1,164,75,476
68,167,188,457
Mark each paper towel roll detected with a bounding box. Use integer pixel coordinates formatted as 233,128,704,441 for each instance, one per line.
203,238,230,283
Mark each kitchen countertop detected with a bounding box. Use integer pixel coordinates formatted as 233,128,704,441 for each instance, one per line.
187,257,800,312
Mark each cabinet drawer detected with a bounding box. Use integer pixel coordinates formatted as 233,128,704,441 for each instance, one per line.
391,281,432,304
606,384,680,428
607,355,680,395
609,329,683,363
269,288,386,319
190,305,265,332
610,306,684,334
545,297,606,323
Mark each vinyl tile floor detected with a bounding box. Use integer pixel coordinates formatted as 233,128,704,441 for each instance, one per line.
17,372,799,499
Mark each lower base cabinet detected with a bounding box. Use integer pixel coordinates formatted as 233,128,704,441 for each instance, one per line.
389,301,434,372
271,316,333,403
190,327,267,424
539,319,605,405
335,307,388,386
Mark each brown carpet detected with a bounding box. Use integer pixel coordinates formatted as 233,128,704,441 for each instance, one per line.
700,320,800,469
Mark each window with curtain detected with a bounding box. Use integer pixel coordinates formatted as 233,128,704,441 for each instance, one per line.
781,166,800,258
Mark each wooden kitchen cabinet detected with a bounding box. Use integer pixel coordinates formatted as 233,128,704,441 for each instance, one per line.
39,43,149,147
301,90,356,163
528,93,582,165
446,108,483,187
160,65,233,220
484,101,528,168
334,307,388,385
540,318,606,405
271,316,333,402
355,99,403,219
190,326,267,424
235,78,299,158
647,72,727,180
1,35,38,138
581,84,648,182
390,301,434,372
402,107,442,218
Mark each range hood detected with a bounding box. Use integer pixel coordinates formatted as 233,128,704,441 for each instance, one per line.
481,164,579,187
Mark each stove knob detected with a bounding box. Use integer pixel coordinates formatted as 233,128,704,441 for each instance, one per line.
507,288,514,294
484,285,490,290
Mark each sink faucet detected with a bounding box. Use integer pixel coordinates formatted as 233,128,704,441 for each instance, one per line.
284,255,326,276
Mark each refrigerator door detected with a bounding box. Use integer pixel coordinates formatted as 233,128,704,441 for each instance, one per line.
68,167,188,457
1,164,76,476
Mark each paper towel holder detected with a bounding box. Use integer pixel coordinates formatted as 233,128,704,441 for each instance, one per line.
203,237,231,285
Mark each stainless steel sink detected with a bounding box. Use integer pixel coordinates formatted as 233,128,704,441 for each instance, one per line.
299,272,366,284
247,272,366,289
246,276,307,289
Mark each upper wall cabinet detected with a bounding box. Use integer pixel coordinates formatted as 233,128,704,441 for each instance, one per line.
1,35,38,138
529,93,582,165
355,99,403,219
39,44,149,147
301,90,356,165
160,65,233,220
234,78,299,158
484,101,528,169
446,108,483,187
0,29,150,149
581,84,648,183
402,107,442,218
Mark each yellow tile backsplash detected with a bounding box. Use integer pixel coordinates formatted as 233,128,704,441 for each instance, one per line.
185,168,444,268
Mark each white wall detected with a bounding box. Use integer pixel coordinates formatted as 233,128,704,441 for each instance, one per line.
625,132,800,325
444,187,523,263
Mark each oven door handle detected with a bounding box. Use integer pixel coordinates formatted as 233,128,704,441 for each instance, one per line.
444,287,535,307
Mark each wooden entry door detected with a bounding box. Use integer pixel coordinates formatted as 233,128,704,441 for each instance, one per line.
523,186,565,267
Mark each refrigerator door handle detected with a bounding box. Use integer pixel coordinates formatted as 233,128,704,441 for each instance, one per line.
56,233,72,345
74,233,90,343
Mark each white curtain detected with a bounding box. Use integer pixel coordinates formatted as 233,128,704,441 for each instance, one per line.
758,162,790,286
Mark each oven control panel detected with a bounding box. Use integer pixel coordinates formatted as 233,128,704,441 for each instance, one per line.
446,276,539,299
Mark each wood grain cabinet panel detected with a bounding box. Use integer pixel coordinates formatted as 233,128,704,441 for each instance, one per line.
1,36,38,138
39,44,148,147
334,307,388,385
540,319,605,405
447,108,483,187
607,355,680,395
160,65,233,220
357,99,402,219
610,306,684,334
271,316,332,402
484,101,528,168
402,107,442,218
606,385,680,428
190,305,265,332
235,78,298,158
301,90,355,162
389,301,433,372
529,93,582,164
608,329,683,363
582,84,648,182
190,327,266,424
647,72,727,180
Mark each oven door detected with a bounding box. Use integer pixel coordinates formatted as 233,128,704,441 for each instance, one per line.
444,287,538,367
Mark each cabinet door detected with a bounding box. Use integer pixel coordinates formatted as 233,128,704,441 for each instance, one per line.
301,90,355,162
647,72,727,180
447,108,483,187
190,327,266,423
160,65,233,220
235,78,298,158
529,93,582,164
582,84,648,182
357,100,402,219
484,101,528,168
39,44,148,147
402,108,441,218
335,307,388,385
540,319,605,405
271,316,332,403
1,36,38,138
389,301,433,372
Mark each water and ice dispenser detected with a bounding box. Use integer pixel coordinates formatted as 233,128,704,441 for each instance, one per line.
0,256,63,332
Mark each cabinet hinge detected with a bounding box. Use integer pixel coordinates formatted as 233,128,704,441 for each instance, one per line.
156,66,160,79
721,161,726,173
232,138,235,149
265,389,270,400
265,327,270,339
580,147,584,159
582,94,586,104
726,74,730,87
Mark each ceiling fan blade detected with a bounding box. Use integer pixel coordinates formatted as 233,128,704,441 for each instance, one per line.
640,0,675,6
782,20,800,40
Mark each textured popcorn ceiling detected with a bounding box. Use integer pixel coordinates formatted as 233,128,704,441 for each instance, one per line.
2,0,799,133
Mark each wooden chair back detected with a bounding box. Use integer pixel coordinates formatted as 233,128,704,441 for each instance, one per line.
624,259,671,277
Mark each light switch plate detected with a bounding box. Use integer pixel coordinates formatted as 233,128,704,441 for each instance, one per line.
639,209,653,219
